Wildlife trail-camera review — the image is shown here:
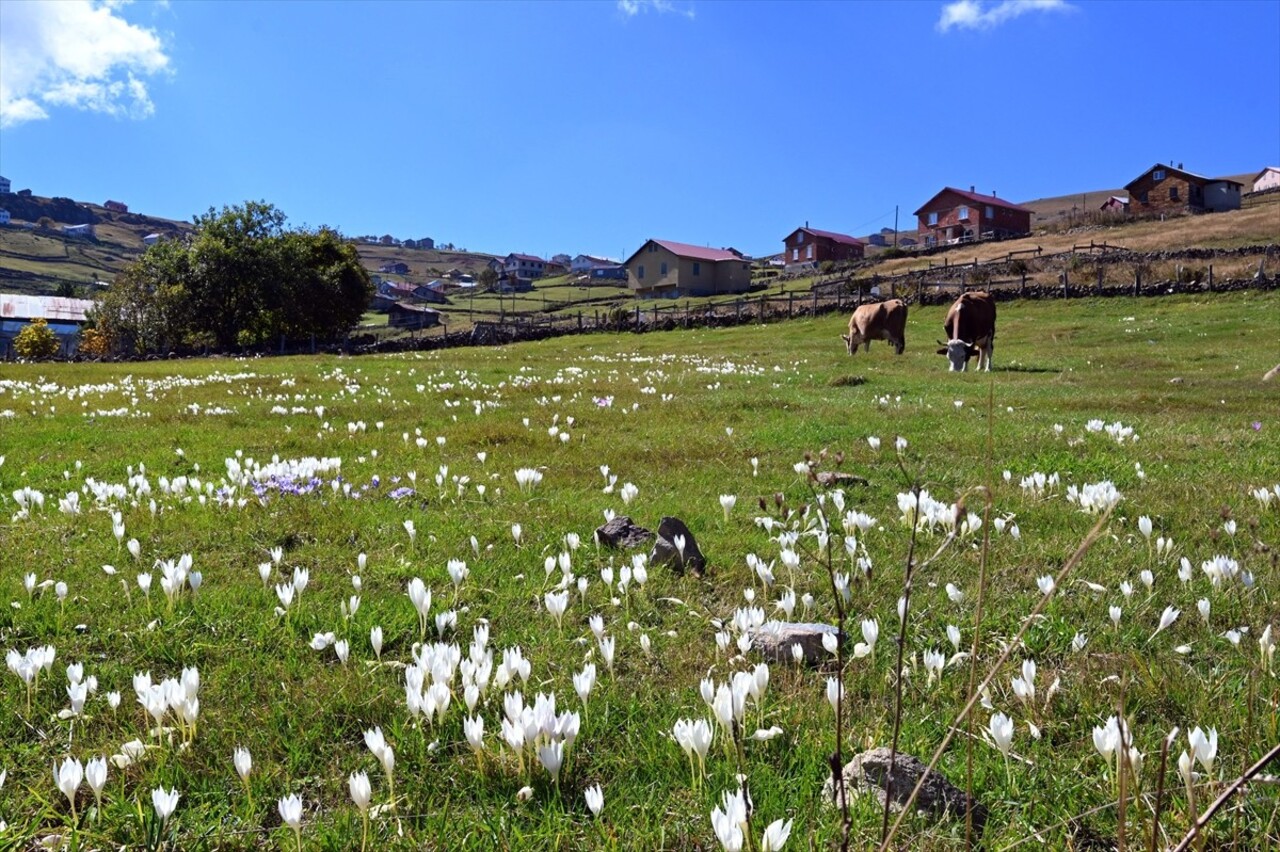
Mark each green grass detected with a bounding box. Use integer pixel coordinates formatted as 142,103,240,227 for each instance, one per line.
2,292,1278,850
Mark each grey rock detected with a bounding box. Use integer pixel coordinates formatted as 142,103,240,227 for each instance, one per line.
649,516,705,576
594,516,653,549
750,621,842,667
814,471,869,488
823,747,987,834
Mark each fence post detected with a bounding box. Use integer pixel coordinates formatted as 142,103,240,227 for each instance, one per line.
1020,272,1026,296
1097,264,1103,290
736,299,742,323
578,311,583,331
635,304,640,331
1208,264,1214,291
1061,271,1069,299
788,292,794,318
812,290,818,314
759,295,766,323
1134,268,1140,297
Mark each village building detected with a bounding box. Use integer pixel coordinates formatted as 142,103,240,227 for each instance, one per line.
781,225,865,271
1251,166,1280,194
1123,164,1242,214
914,187,1031,246
0,293,94,357
1099,196,1131,214
503,253,547,281
624,239,752,299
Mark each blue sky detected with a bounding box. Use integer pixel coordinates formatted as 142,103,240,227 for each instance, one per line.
1,0,1277,260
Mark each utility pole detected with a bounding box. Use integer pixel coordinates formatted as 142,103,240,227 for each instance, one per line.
894,206,899,248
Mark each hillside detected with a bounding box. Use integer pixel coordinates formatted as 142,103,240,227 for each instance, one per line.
1017,171,1256,227
0,194,499,296
0,170,1267,299
849,171,1259,250
0,197,192,294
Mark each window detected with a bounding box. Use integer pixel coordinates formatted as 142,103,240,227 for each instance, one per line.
806,244,814,259
792,248,799,261
796,231,804,243
692,262,701,276
660,262,667,276
985,205,994,219
927,212,939,226
958,205,969,220
1139,191,1149,203
1153,169,1165,181
1170,186,1179,201
638,265,645,279
648,243,657,253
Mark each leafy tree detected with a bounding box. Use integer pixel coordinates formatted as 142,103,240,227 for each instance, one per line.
185,201,289,348
55,280,81,298
477,266,499,292
273,228,374,340
15,318,61,359
91,238,192,354
97,202,372,353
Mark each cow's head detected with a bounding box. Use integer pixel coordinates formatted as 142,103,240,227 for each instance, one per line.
841,331,863,356
936,339,975,372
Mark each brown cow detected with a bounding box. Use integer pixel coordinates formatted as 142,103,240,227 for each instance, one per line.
840,299,907,356
935,291,996,372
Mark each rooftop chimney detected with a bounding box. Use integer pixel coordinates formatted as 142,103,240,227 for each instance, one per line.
992,190,997,197
970,185,975,193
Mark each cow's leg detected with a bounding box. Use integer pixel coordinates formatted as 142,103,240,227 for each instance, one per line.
984,340,994,372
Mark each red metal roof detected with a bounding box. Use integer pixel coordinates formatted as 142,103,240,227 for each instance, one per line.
649,239,743,262
785,226,864,247
913,187,1031,216
506,253,545,263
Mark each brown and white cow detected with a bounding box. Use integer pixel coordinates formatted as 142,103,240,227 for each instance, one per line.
841,299,907,356
935,291,996,372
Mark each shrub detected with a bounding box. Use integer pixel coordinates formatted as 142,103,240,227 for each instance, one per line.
14,318,61,359
78,326,111,357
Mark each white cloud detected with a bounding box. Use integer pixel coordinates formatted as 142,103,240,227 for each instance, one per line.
0,0,170,129
617,0,696,21
937,0,1072,33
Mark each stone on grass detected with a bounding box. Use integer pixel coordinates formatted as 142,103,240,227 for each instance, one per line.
750,621,842,667
649,517,705,576
594,516,653,549
823,747,987,835
814,471,870,488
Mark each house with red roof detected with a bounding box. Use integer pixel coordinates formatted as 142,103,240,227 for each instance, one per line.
781,224,864,271
914,187,1031,247
623,239,753,298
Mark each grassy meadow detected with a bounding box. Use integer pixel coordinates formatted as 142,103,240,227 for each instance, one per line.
2,291,1278,850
